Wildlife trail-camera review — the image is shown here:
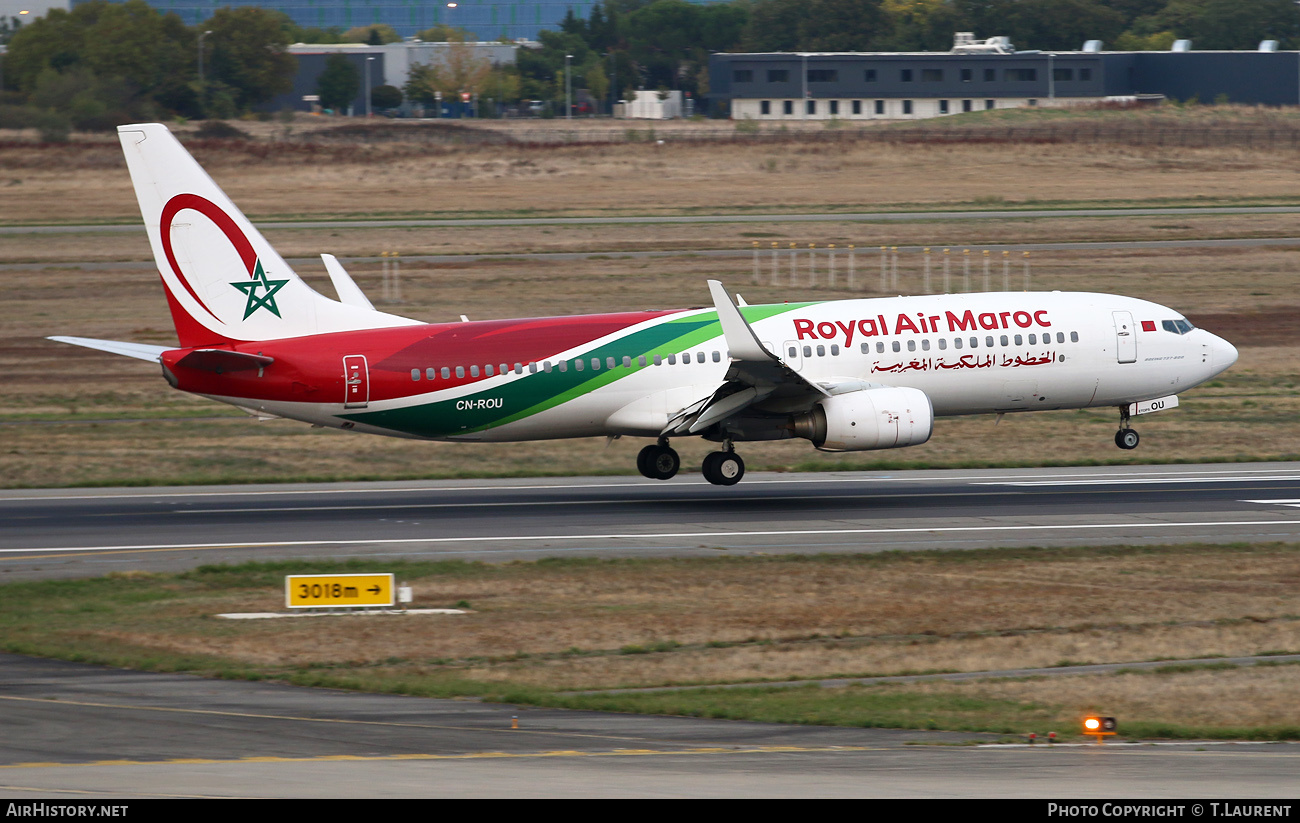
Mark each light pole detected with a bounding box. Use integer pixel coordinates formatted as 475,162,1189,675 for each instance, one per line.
565,53,572,120
197,29,212,110
365,56,375,117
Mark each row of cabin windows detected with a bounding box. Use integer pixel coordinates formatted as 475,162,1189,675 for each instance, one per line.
862,330,1078,354
783,330,1079,360
737,68,1092,84
411,350,725,381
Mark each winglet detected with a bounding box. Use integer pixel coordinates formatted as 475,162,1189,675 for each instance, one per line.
707,280,775,362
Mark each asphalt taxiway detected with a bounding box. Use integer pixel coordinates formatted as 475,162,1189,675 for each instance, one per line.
2,654,1296,799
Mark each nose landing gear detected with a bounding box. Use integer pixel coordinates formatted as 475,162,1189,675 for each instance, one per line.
1115,406,1139,450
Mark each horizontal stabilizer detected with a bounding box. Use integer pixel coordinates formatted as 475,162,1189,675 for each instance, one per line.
321,254,375,311
176,349,275,373
48,336,170,363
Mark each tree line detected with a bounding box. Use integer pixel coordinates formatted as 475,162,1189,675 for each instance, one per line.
2,0,1298,132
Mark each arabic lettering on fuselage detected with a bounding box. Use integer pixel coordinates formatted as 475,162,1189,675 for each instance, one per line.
793,309,1053,348
870,351,1058,374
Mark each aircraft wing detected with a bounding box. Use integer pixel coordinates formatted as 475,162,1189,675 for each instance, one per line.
48,336,170,363
662,281,830,436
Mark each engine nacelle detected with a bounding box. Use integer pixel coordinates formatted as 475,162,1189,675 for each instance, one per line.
793,387,934,452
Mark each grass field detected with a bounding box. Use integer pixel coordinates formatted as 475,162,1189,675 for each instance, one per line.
1,545,1296,739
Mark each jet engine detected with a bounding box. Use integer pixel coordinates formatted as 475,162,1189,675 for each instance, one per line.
792,387,933,452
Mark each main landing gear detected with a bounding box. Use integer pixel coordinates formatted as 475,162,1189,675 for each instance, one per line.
637,441,680,480
1114,406,1140,450
636,440,746,485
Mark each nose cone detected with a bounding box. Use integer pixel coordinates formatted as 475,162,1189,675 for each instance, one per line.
1208,332,1238,375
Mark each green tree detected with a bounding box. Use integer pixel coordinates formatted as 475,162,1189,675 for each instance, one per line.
342,24,400,44
1146,0,1300,50
204,6,296,112
370,83,403,110
316,54,359,112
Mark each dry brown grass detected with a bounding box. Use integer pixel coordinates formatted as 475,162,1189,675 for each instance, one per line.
864,665,1300,731
6,131,1300,224
3,241,1299,487
60,546,1300,692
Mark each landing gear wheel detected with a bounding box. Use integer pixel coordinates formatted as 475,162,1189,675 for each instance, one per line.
702,451,745,486
638,444,680,480
1115,429,1140,450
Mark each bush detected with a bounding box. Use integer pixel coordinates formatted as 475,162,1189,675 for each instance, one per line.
195,120,251,140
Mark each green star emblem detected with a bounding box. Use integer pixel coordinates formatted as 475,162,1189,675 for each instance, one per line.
231,259,289,320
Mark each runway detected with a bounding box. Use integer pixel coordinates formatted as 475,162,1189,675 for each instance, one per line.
2,653,1296,799
4,463,1300,581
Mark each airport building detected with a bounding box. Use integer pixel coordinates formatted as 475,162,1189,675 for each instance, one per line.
708,36,1300,120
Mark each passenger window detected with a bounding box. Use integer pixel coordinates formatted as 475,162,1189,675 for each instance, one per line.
986,336,995,347
558,360,567,372
575,359,584,371
543,361,553,373
680,353,689,364
654,354,663,365
455,366,465,378
789,346,798,358
860,343,870,353
468,365,478,377
816,345,826,357
528,363,537,374
427,368,437,380
606,357,616,369
922,339,930,351
907,340,916,352
1000,335,1008,347
712,351,721,362
1028,334,1036,345
486,364,495,376
591,358,601,371
954,338,962,349
441,367,451,379
970,337,979,348
803,346,812,357
639,355,648,367
1070,332,1079,342
938,339,947,350
830,344,840,356
499,363,508,375
1056,332,1065,344
1014,335,1022,346
411,369,420,381
876,342,885,353
668,354,676,365
514,363,524,374
892,341,901,352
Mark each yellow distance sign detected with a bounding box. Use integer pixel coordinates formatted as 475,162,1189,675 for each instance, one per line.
286,573,394,609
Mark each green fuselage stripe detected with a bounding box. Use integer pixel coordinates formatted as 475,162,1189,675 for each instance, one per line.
340,303,813,438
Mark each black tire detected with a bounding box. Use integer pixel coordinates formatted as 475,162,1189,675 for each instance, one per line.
650,445,680,480
1116,429,1139,450
703,451,744,486
636,444,659,479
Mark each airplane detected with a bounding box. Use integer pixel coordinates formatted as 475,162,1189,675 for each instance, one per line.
50,123,1239,486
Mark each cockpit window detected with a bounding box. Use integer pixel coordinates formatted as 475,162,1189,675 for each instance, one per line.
1162,319,1196,335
